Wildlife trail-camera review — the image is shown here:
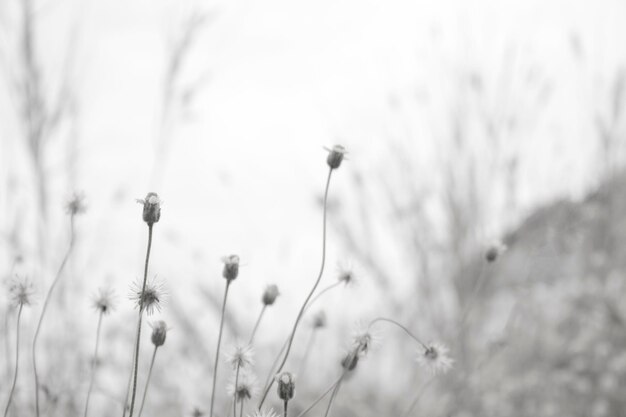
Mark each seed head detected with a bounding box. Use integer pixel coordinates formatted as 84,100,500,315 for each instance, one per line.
8,277,35,307
130,277,165,315
247,409,279,417
262,284,280,306
337,263,357,286
485,242,507,263
275,372,295,402
137,192,161,225
66,193,87,216
312,311,327,329
351,330,374,356
324,145,347,169
92,288,115,315
225,343,255,370
221,255,240,281
150,320,168,347
416,342,454,375
340,350,360,371
227,371,258,402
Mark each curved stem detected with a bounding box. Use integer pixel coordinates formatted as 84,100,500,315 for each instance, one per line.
209,280,231,417
295,373,344,417
248,305,266,345
128,224,154,417
232,363,240,417
322,375,344,417
84,311,104,417
258,169,333,408
137,346,158,417
3,304,23,417
32,215,76,417
367,318,427,349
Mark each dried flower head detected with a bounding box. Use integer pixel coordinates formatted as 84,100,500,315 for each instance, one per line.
225,343,255,370
340,350,360,371
312,311,327,329
130,277,165,315
66,193,87,216
221,255,240,281
137,192,161,225
485,242,507,263
247,409,279,417
416,342,454,375
227,371,259,402
337,262,357,286
351,329,375,356
324,145,347,169
150,320,168,347
275,372,295,401
8,277,35,307
92,288,115,315
262,284,280,306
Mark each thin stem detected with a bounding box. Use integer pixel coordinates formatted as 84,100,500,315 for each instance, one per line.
459,259,487,324
128,224,154,417
238,399,244,417
368,317,427,349
84,311,104,417
122,316,140,417
402,376,435,417
248,305,266,345
322,376,344,417
32,215,76,417
209,280,231,417
3,304,23,417
232,364,240,417
137,346,159,417
258,169,333,408
297,328,317,378
283,400,288,417
4,307,12,382
295,373,344,417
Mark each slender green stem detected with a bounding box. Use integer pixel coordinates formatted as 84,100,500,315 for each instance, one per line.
295,373,344,417
248,305,266,345
128,224,154,417
3,304,23,417
209,280,231,417
32,215,76,417
84,311,104,417
297,328,317,378
367,317,427,349
232,363,240,417
322,376,344,417
258,169,333,408
137,346,158,417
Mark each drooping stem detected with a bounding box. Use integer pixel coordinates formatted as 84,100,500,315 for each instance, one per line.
322,376,344,417
232,363,240,417
128,224,154,417
32,215,76,417
295,373,344,417
3,304,23,417
258,169,333,408
137,346,159,417
84,311,104,417
209,280,231,417
248,305,266,345
367,317,427,349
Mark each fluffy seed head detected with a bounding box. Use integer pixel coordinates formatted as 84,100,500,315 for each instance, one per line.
130,277,165,315
8,277,35,307
225,343,255,370
92,288,115,315
150,320,168,347
191,408,204,417
276,372,295,401
66,193,87,216
137,192,161,225
352,330,374,356
221,255,240,281
262,284,280,306
325,145,347,169
416,342,454,375
227,371,258,402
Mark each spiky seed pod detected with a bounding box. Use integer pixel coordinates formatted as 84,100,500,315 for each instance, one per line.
325,145,347,169
276,372,295,401
8,277,35,307
137,192,161,225
222,255,240,281
92,288,114,315
130,278,165,315
227,371,259,401
262,284,280,306
150,320,168,347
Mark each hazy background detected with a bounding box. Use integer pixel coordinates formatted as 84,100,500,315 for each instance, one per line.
1,0,626,416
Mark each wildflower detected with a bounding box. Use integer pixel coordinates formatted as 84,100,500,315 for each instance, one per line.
65,193,87,216
416,342,454,374
324,145,347,169
485,241,507,263
275,372,295,401
92,288,114,315
8,277,35,307
312,311,327,329
262,284,280,306
150,320,168,347
130,277,165,315
227,371,259,401
351,330,374,356
247,409,279,417
225,343,255,370
137,192,161,225
221,255,240,281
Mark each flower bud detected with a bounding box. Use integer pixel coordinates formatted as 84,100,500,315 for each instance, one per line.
276,372,295,402
222,255,240,280
340,351,359,371
325,145,347,169
150,320,168,347
262,284,280,306
138,192,161,225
